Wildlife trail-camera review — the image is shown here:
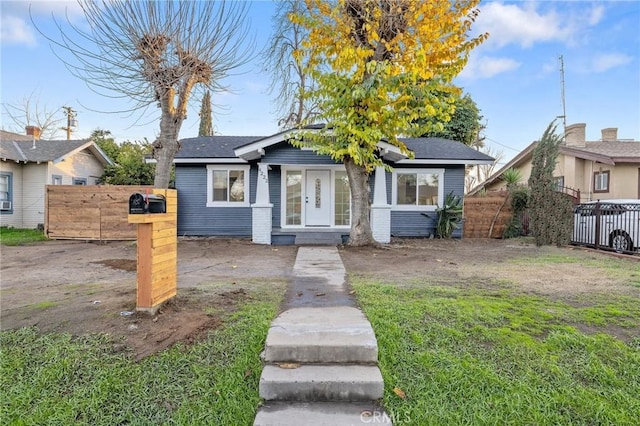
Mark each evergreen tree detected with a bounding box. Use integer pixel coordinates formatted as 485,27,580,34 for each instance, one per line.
198,91,213,137
528,122,573,246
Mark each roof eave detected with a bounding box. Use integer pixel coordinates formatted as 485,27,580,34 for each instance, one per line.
396,158,495,165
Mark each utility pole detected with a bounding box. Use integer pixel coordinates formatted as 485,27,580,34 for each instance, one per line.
558,55,567,138
61,106,77,140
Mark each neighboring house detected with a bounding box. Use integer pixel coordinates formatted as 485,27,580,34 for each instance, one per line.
0,129,113,228
471,123,640,202
171,126,493,244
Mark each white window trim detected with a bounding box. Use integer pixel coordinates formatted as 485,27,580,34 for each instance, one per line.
206,165,250,207
280,165,351,229
391,168,445,211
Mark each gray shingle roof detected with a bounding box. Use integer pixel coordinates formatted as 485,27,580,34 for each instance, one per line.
176,134,493,162
176,136,265,158
400,137,494,161
577,141,640,159
0,138,112,165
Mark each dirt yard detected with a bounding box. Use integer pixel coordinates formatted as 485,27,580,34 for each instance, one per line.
1,237,638,359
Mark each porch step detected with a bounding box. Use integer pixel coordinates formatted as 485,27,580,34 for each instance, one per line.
259,364,384,402
262,307,378,364
294,232,344,245
254,402,393,425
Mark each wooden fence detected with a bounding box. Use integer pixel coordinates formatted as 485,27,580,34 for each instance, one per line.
463,191,513,238
45,185,158,240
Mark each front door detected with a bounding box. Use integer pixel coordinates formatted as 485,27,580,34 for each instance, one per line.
305,170,331,226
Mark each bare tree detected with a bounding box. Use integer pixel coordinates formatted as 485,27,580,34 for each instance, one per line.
2,92,63,139
37,1,253,187
262,0,318,129
465,145,504,193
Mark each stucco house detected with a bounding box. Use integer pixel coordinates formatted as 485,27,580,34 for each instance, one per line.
471,123,640,202
0,128,113,228
171,126,493,244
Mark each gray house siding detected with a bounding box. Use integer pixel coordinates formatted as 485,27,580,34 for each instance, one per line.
390,165,465,238
175,165,257,236
262,143,337,165
269,166,282,229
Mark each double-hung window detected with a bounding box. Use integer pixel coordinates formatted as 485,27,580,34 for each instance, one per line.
392,169,444,210
207,165,250,207
0,173,12,211
593,170,609,193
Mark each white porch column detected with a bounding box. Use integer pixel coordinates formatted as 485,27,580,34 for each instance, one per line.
252,163,273,244
371,166,391,243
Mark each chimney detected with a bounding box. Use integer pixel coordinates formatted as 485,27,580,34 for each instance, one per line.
25,126,42,139
601,128,618,142
564,123,586,147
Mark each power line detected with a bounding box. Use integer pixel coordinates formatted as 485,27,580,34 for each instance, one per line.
483,136,521,152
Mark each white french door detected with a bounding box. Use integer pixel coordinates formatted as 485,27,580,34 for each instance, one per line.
305,170,332,226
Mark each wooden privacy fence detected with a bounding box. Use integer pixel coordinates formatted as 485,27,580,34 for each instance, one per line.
463,191,513,238
45,185,162,240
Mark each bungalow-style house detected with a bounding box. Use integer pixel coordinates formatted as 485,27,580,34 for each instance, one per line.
172,126,493,244
0,128,113,229
471,123,640,202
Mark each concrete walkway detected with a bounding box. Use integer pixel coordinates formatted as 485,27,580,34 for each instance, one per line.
254,247,391,426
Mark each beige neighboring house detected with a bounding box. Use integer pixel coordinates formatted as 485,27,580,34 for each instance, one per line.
0,127,113,229
471,123,640,202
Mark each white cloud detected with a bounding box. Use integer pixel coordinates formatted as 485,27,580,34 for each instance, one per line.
0,15,36,47
590,53,633,73
588,5,605,26
459,55,521,80
477,2,573,48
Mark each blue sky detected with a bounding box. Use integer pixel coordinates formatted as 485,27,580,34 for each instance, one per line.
1,0,639,167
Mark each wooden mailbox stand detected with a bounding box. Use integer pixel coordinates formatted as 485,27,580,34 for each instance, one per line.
127,189,178,314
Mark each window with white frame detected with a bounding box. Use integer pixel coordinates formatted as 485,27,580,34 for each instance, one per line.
52,175,62,185
392,169,444,209
0,173,11,202
206,165,250,207
73,177,87,185
593,170,609,193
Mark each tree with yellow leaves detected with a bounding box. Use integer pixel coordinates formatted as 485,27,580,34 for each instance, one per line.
292,0,487,245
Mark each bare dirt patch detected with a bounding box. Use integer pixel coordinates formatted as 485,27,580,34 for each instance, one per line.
339,238,640,299
2,237,638,358
1,238,296,359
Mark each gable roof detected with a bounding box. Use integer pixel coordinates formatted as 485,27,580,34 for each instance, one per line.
0,130,34,141
174,128,494,165
0,138,113,166
469,138,640,195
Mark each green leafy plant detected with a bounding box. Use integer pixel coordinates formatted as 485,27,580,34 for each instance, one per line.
436,192,463,238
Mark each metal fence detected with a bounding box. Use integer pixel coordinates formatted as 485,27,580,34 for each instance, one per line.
571,201,640,255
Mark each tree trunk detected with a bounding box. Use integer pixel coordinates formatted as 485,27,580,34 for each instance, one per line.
153,112,181,188
344,157,374,246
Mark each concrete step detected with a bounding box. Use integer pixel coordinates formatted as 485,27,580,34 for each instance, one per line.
294,232,344,245
263,307,378,364
254,401,393,425
259,364,384,402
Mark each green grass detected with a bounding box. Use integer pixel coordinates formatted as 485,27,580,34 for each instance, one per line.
0,226,48,246
27,301,58,310
353,279,640,425
0,289,282,425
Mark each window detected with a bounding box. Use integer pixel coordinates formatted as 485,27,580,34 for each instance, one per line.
334,171,350,226
0,173,12,212
285,170,302,225
206,165,250,207
52,175,62,185
73,177,87,185
392,169,444,209
553,176,564,190
593,170,610,193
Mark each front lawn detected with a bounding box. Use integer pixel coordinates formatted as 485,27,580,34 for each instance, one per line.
0,289,281,424
0,226,48,246
353,273,640,424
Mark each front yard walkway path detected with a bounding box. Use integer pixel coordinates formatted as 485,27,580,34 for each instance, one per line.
254,247,392,425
